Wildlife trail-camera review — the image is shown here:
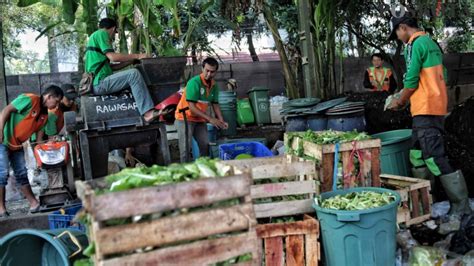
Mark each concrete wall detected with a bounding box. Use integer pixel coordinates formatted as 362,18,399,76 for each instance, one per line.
5,53,474,105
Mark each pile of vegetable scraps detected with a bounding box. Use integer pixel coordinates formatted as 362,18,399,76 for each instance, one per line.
317,191,396,210
105,157,231,193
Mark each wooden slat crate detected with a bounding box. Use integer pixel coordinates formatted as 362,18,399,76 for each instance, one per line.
380,174,432,226
284,133,382,192
76,174,261,266
220,156,320,266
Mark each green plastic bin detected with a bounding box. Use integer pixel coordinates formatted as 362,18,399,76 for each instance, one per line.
247,87,271,124
372,129,412,177
0,229,89,266
237,98,255,126
313,187,401,266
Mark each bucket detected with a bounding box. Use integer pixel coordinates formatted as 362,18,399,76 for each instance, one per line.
307,114,328,131
0,229,89,266
327,112,366,132
372,129,412,177
313,187,400,266
286,116,307,132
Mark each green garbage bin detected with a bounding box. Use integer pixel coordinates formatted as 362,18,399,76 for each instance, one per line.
247,87,271,124
0,229,89,266
237,98,255,126
313,187,401,266
372,129,412,177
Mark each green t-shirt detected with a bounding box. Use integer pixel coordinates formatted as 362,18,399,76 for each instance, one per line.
85,29,114,86
186,75,219,104
45,112,58,136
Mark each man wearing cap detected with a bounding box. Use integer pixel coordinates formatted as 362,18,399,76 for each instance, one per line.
388,14,471,216
85,18,160,122
45,84,79,137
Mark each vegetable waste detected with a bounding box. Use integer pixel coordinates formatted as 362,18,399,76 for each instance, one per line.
317,191,396,210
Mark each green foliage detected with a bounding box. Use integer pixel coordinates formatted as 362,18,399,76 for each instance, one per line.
318,191,396,210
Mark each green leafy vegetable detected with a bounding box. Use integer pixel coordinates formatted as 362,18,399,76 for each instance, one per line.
317,191,396,210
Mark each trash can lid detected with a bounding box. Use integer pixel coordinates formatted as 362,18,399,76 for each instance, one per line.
247,86,269,93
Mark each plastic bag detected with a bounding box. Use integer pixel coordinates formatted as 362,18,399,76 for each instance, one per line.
409,246,445,266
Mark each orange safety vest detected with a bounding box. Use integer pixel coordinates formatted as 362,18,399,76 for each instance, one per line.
175,74,216,123
367,67,392,91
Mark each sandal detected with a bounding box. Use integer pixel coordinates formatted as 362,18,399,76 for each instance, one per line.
29,205,41,214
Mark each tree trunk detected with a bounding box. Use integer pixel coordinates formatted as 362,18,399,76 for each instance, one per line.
47,33,59,73
263,5,299,99
191,44,198,65
390,41,405,91
77,37,85,73
0,19,8,108
246,32,259,62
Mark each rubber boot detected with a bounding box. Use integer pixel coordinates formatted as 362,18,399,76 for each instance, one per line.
439,170,472,216
412,167,437,202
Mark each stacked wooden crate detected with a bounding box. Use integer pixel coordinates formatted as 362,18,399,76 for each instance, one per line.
285,133,382,192
221,156,320,266
76,174,261,265
380,174,432,226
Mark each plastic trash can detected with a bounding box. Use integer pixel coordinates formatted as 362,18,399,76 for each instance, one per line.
372,129,412,177
247,87,271,124
237,98,255,126
313,187,401,266
0,229,89,266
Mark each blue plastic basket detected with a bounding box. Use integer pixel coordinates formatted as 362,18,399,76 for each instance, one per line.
48,205,86,232
219,141,273,160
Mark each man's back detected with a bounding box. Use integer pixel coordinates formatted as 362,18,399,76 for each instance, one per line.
85,29,114,86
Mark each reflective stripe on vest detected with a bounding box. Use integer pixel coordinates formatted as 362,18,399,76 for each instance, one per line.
368,67,391,91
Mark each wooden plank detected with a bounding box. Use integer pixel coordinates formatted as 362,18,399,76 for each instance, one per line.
251,180,316,199
397,208,411,224
360,149,372,187
397,189,409,202
406,214,431,226
220,157,286,171
95,203,255,256
321,153,334,192
305,232,319,266
409,181,431,191
91,174,250,221
254,199,314,218
101,231,260,266
319,139,381,153
264,237,284,266
370,148,381,187
341,151,353,189
251,162,317,180
286,235,305,266
380,174,427,183
410,190,420,218
420,187,431,215
256,218,319,238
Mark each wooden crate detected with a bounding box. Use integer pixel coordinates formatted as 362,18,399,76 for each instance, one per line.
380,174,432,226
285,133,382,192
220,156,320,266
76,174,261,266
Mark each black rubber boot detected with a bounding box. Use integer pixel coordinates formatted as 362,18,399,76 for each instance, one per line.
440,170,472,216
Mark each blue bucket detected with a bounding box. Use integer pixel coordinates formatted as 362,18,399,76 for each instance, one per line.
307,114,328,131
286,116,307,132
327,112,366,132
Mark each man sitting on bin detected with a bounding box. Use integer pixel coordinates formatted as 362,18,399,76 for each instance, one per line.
175,57,228,162
85,18,160,122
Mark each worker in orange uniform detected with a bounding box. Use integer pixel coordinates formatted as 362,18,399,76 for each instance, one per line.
363,53,397,93
387,14,471,217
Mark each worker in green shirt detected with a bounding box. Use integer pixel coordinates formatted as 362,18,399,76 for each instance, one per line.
388,14,471,217
85,18,160,122
0,86,63,217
